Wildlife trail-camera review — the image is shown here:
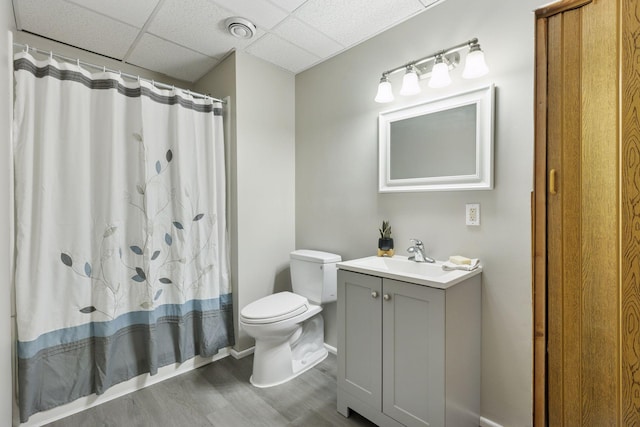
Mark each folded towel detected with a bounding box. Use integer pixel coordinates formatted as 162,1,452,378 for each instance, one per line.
442,258,480,271
449,255,472,265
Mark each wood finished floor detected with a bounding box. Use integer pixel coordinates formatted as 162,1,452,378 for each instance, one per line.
45,353,376,427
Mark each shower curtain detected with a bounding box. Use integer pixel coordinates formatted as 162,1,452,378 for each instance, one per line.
13,52,234,422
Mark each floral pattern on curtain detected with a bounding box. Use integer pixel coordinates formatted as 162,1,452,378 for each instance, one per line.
13,52,234,422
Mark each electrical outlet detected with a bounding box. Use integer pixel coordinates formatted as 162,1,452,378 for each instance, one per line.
466,203,480,226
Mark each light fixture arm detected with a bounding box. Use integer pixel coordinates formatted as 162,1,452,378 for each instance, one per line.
380,38,479,79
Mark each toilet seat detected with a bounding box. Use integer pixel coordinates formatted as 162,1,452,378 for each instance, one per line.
241,292,309,325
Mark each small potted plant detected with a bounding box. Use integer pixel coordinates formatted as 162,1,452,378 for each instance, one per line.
377,220,394,257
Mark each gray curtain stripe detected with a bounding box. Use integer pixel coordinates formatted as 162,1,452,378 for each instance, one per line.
18,305,235,422
14,58,222,115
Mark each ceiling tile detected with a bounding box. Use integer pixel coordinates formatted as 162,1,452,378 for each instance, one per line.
268,0,307,13
65,0,160,28
246,33,320,73
148,0,261,58
209,0,288,30
14,0,449,78
127,34,220,82
294,0,424,46
16,0,139,59
273,17,344,58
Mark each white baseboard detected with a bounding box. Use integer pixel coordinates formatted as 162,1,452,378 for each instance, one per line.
480,416,504,427
17,348,231,427
229,346,254,359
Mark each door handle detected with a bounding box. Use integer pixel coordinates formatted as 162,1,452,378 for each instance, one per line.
549,169,557,195
371,291,379,298
383,294,391,301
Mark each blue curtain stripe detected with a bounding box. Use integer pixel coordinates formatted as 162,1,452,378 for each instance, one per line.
17,294,233,359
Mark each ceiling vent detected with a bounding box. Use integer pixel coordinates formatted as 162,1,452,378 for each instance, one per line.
225,17,256,39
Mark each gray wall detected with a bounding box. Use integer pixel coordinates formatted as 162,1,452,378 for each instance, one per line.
234,51,295,350
295,0,543,425
195,53,241,351
196,51,296,351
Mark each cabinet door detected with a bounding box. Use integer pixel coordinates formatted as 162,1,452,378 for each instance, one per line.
382,279,444,427
337,270,382,409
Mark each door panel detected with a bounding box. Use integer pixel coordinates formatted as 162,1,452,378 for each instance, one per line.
542,1,619,425
337,270,382,408
537,1,640,425
580,2,619,424
620,3,640,425
382,279,444,427
547,9,583,424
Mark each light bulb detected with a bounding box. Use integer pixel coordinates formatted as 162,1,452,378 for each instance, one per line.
374,76,394,103
429,56,451,88
399,67,420,96
463,44,489,79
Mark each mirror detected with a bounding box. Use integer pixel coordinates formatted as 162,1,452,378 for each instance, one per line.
378,84,494,192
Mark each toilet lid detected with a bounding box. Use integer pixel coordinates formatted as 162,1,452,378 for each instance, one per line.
240,291,309,324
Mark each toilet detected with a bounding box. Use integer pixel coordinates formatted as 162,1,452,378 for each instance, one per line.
240,249,341,388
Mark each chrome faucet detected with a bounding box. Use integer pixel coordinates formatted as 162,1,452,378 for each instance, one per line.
407,238,435,263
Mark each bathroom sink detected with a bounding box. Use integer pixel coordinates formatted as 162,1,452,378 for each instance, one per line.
337,255,481,289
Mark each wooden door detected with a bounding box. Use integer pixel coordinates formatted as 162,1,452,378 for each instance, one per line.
535,0,640,425
535,0,619,425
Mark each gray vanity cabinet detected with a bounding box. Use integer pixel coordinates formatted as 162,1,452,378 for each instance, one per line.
337,269,481,427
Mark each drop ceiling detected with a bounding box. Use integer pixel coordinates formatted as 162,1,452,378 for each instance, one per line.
12,0,444,83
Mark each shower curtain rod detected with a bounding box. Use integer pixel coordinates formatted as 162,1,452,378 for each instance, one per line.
12,42,224,103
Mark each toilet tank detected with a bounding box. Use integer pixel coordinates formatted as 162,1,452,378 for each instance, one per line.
290,250,342,304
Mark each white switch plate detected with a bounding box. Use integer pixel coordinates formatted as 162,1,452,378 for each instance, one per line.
466,203,480,226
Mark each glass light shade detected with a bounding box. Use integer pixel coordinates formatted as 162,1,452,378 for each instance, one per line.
374,78,394,103
463,47,489,79
429,60,452,88
399,69,421,96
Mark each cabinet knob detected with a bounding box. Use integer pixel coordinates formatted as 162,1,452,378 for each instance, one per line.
371,291,379,298
383,294,391,301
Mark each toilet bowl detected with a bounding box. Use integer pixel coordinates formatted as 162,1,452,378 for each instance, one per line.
240,250,341,388
241,291,325,387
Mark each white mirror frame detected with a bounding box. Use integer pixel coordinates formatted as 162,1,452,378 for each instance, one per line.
378,84,495,192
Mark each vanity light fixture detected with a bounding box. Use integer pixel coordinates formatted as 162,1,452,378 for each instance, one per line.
374,75,394,103
374,38,489,103
399,66,421,96
462,42,489,79
428,55,452,88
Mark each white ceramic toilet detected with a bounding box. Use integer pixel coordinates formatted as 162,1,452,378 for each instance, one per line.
240,249,341,388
